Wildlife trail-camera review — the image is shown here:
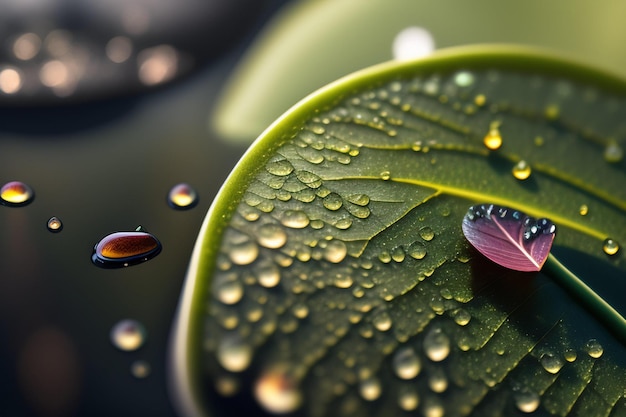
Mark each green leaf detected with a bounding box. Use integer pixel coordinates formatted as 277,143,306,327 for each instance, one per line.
172,46,626,417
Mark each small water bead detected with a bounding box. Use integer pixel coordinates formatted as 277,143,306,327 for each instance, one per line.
292,303,309,319
92,227,162,268
603,238,620,256
564,349,577,362
110,319,147,351
131,360,151,378
540,352,564,374
323,240,348,264
380,171,391,180
514,389,540,413
378,251,392,263
579,204,589,216
428,369,448,393
419,226,435,241
512,160,532,180
167,183,198,209
323,193,343,211
359,377,382,401
423,327,450,362
372,312,392,332
311,125,325,135
393,346,421,379
534,136,545,147
604,141,624,163
281,210,310,229
254,367,302,413
334,218,353,230
229,240,259,266
46,216,63,232
257,265,281,288
483,125,503,150
0,180,34,207
545,105,560,120
216,280,244,305
257,223,287,249
584,339,603,358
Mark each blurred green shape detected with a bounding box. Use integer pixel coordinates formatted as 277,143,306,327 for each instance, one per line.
174,45,626,417
211,0,626,143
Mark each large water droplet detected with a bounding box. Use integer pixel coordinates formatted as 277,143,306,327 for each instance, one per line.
393,346,421,379
372,312,392,332
258,265,281,288
0,180,34,207
257,224,287,249
92,228,162,268
514,389,540,413
110,319,147,351
265,159,294,176
323,193,343,211
540,352,563,374
512,160,532,180
323,240,347,264
483,126,502,150
229,239,259,265
47,216,63,233
254,367,302,414
167,183,198,209
584,339,603,358
419,226,435,241
423,327,450,362
408,241,427,259
281,210,310,229
216,280,244,305
603,238,620,256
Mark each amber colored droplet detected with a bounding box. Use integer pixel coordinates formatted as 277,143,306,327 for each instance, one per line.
167,183,198,209
47,216,63,232
483,128,502,150
512,160,532,180
0,180,34,207
92,228,162,268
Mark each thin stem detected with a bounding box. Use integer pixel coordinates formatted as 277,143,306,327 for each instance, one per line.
543,253,626,344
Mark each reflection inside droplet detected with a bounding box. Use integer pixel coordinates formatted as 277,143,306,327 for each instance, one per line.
1,181,34,207
110,319,147,351
92,227,162,268
167,183,198,209
392,26,435,61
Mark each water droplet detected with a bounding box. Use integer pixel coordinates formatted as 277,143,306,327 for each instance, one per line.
359,377,382,401
217,335,252,372
254,367,302,414
378,251,392,263
579,204,589,216
419,226,435,241
604,141,623,163
257,224,287,249
380,171,391,180
428,369,448,393
347,194,370,206
347,204,371,219
398,390,419,411
584,339,603,358
408,241,427,259
515,389,540,413
266,159,294,176
512,160,532,180
110,319,146,351
281,210,310,229
311,125,325,135
373,312,392,332
167,183,198,209
258,265,281,288
324,240,348,264
391,246,406,262
483,126,502,150
0,180,34,207
454,71,474,87
540,352,563,374
564,349,577,362
545,105,560,120
393,346,421,379
334,218,353,230
46,216,63,232
292,303,309,319
423,327,450,362
474,94,486,106
131,360,151,378
229,240,259,265
453,309,471,326
323,193,343,211
92,228,162,268
603,238,620,256
216,280,244,305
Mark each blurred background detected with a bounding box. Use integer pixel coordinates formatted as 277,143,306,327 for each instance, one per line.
1,0,625,416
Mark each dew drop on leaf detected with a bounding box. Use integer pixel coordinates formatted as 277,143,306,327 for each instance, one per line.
603,238,620,256
398,390,419,411
0,180,34,207
540,352,564,374
257,223,287,249
359,377,382,401
167,183,198,210
392,346,421,380
423,327,450,362
512,160,532,180
514,389,540,413
584,339,604,358
579,204,589,216
483,122,502,150
419,226,435,241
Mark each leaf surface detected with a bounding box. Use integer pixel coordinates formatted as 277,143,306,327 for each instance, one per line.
172,46,626,417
